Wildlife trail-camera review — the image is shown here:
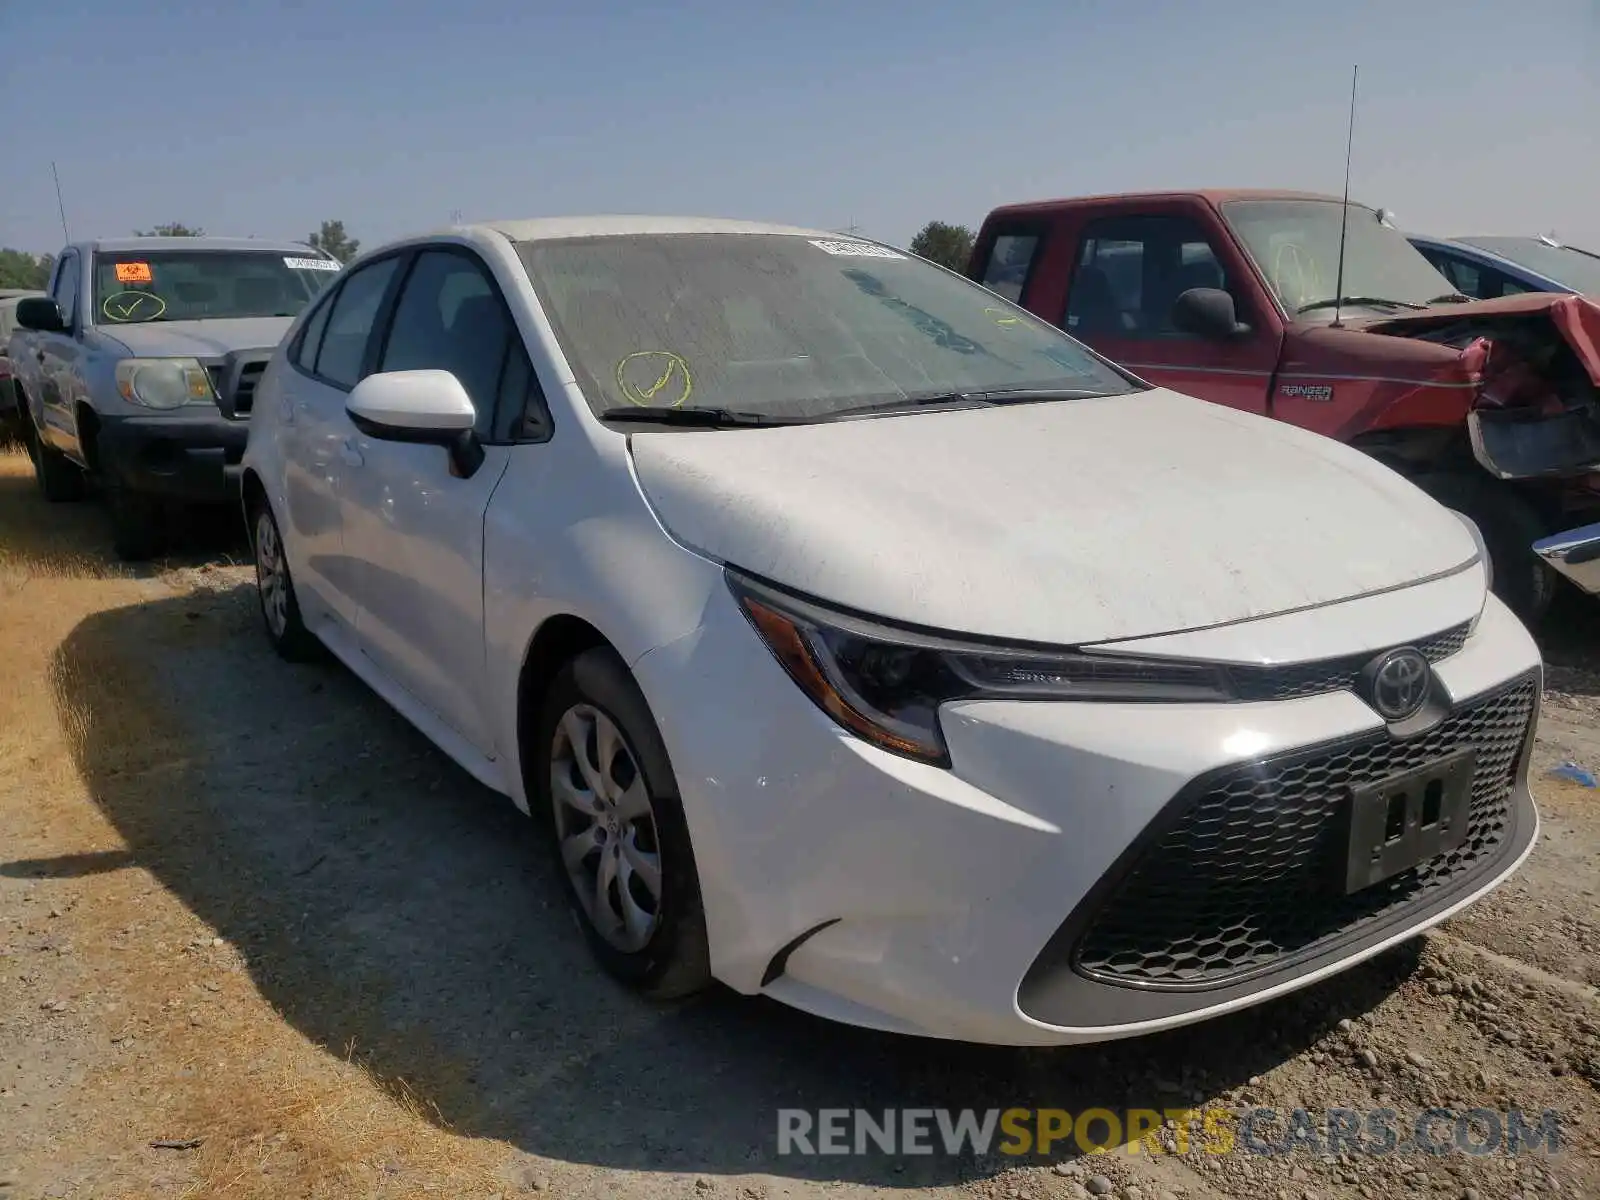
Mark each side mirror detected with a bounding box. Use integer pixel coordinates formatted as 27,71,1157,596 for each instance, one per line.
1171,287,1251,341
15,296,66,333
346,369,485,477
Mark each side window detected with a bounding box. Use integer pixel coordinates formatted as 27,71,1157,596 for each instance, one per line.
52,253,79,326
978,233,1041,303
1437,255,1484,298
379,249,515,438
491,341,551,442
315,257,401,389
1065,216,1235,339
292,288,336,374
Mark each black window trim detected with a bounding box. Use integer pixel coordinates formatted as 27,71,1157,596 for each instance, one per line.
368,243,553,447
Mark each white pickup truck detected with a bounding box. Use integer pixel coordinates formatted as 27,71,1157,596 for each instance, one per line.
7,236,341,558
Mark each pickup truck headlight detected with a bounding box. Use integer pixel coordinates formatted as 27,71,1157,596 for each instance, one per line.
115,358,216,410
728,570,1234,766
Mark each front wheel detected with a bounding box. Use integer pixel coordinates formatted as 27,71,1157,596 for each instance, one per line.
533,647,711,1000
1414,472,1556,627
106,486,166,561
23,412,85,503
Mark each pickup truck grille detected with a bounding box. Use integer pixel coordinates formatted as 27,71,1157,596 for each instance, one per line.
231,361,266,417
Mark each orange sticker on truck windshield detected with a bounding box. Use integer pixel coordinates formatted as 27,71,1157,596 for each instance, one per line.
115,262,154,284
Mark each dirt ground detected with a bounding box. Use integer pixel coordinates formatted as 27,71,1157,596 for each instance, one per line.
1,443,1597,1200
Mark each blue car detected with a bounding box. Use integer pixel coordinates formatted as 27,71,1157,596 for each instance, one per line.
1408,233,1600,299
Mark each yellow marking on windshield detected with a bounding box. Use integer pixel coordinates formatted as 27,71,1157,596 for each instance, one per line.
615,350,693,408
101,291,167,323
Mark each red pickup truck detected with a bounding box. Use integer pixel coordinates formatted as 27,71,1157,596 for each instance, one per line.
968,190,1600,625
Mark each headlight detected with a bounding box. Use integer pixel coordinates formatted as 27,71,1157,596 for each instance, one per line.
1447,508,1492,635
115,358,215,410
728,570,1234,766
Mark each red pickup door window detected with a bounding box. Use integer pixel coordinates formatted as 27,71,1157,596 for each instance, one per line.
1061,213,1279,415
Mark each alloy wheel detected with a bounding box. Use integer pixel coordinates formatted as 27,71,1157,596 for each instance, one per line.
549,703,664,953
254,510,289,638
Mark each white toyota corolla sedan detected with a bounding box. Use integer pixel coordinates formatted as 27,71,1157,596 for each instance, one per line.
241,216,1541,1046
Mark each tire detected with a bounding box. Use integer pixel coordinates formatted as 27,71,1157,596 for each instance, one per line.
251,502,321,662
533,646,711,1000
106,485,165,561
1413,471,1556,627
23,409,85,503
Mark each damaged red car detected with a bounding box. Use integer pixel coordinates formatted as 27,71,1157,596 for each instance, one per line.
969,190,1600,625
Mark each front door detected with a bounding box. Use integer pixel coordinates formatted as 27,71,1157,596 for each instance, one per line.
36,251,82,453
1060,211,1281,414
339,246,523,755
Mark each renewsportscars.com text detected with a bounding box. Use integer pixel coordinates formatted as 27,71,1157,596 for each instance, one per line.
776,1107,1564,1158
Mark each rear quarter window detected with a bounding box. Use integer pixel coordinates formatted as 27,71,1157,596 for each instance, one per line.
977,232,1042,303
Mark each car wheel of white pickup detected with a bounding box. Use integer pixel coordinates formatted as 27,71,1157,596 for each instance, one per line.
23,411,85,503
105,486,165,562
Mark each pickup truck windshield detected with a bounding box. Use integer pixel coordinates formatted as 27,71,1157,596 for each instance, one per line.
1222,200,1455,315
516,233,1138,421
1458,237,1600,296
92,250,339,325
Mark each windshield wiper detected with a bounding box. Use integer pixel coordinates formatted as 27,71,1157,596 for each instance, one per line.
1297,296,1429,314
819,393,993,420
598,405,805,428
1427,293,1473,304
979,386,1127,402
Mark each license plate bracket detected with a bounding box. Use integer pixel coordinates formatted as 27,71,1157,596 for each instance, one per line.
1344,749,1477,894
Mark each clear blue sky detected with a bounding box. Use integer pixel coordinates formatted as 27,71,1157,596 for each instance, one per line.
2,0,1596,256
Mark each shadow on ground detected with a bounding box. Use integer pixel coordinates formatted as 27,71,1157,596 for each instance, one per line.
0,452,247,579
42,582,1431,1188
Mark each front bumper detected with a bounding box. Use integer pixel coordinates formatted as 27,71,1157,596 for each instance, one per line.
95,412,249,502
1534,521,1600,596
632,581,1541,1046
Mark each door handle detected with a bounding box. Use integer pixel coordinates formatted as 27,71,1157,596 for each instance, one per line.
339,439,364,467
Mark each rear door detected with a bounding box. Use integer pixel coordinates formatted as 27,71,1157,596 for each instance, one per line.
277,253,405,636
1056,205,1281,414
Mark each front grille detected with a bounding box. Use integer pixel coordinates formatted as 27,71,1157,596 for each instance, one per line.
1070,673,1535,989
231,361,266,417
1227,622,1471,702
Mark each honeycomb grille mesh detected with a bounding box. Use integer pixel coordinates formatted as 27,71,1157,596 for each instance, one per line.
1226,623,1471,703
1071,674,1535,989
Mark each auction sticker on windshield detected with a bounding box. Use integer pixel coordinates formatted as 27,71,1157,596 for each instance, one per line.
808,239,906,260
283,257,341,271
115,262,154,284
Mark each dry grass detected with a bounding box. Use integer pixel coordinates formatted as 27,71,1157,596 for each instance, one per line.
0,447,519,1198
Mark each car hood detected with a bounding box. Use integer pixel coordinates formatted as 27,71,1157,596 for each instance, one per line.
628,388,1479,646
96,316,294,359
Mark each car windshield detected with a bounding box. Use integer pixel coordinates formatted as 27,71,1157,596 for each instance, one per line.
515,232,1139,421
91,250,341,325
1222,200,1455,315
1457,237,1600,296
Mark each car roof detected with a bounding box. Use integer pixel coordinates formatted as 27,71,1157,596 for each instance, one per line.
472,215,846,242
983,189,1353,220
82,236,324,255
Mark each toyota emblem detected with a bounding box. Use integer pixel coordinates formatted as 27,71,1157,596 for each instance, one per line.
1365,648,1431,721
